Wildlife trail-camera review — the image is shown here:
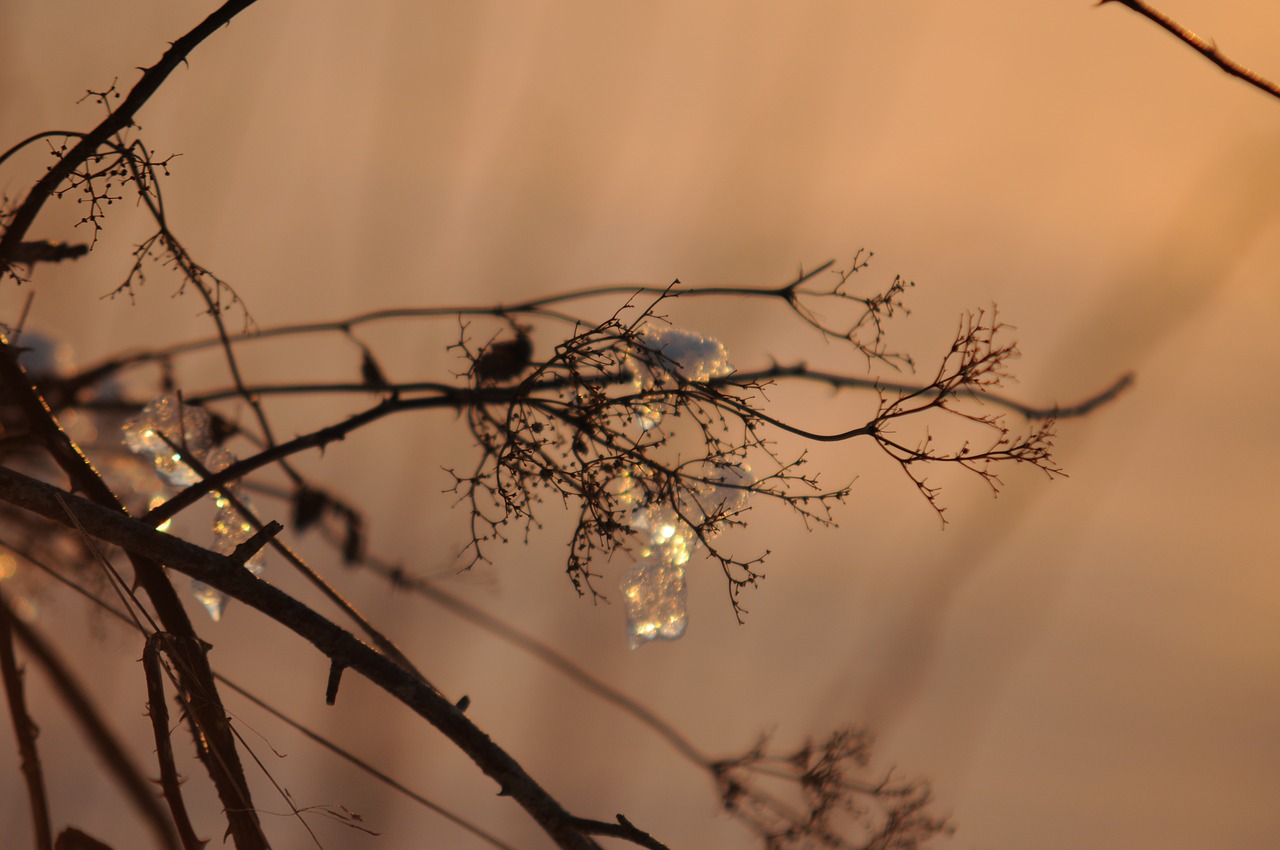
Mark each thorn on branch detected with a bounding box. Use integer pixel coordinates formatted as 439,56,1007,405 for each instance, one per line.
1099,0,1280,102
326,661,345,706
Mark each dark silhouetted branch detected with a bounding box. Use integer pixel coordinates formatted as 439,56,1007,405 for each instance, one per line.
0,339,268,849
141,637,204,850
0,463,657,850
0,0,262,276
0,598,53,850
0,590,180,850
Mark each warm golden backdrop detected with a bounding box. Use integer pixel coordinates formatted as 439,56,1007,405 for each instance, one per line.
2,2,1278,848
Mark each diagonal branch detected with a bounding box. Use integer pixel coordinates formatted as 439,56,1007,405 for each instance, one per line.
0,597,53,850
0,339,268,849
0,464,656,850
142,637,205,850
0,0,262,275
1098,0,1280,101
0,590,180,850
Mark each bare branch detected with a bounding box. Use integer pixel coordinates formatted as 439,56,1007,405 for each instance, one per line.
4,538,524,850
0,0,263,277
0,590,181,850
141,637,204,850
0,597,53,850
1099,0,1280,101
0,338,268,849
0,463,642,850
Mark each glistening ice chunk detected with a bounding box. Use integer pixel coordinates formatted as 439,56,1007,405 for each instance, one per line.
631,503,694,567
191,581,230,623
630,325,733,429
122,395,213,486
637,326,733,382
622,557,687,649
195,451,266,622
193,492,266,622
613,461,755,647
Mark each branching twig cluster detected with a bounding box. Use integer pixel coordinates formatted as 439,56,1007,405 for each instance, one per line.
1,0,1219,848
711,728,952,850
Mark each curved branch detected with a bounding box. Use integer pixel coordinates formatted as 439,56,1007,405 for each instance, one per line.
726,365,1134,420
0,130,86,170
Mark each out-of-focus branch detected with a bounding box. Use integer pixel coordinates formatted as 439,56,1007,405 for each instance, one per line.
0,590,180,850
1099,0,1280,101
141,637,204,850
0,598,53,850
0,464,659,850
0,339,268,849
4,538,524,850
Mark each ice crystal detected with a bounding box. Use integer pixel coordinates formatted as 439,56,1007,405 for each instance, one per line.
622,557,687,648
636,325,733,382
629,325,733,430
194,486,266,622
122,399,267,621
122,395,213,486
619,460,754,648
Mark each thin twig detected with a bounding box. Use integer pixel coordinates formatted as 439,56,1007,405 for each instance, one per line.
155,432,432,686
215,675,522,850
373,564,713,768
0,0,263,274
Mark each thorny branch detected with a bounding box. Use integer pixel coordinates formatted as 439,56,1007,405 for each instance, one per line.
0,589,181,850
1,535,523,850
0,243,1123,847
1099,0,1280,102
0,339,269,849
0,1,1151,846
0,463,638,850
0,0,263,277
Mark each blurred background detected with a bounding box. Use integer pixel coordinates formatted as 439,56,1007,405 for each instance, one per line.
2,1,1279,848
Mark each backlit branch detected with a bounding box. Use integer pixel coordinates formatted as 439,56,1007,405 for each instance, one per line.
1099,0,1280,102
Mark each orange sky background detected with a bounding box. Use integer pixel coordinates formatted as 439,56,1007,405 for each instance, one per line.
2,3,1279,848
